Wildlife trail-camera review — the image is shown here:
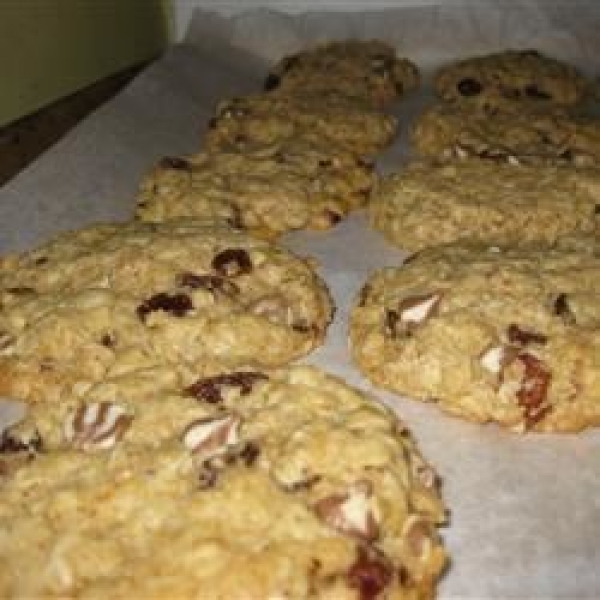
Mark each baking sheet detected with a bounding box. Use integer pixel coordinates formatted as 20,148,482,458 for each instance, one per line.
1,5,600,598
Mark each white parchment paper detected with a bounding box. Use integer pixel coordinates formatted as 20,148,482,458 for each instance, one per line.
1,5,600,598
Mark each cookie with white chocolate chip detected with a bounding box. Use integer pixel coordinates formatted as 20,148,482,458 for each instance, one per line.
369,161,600,252
204,92,398,157
434,49,589,111
0,366,447,599
412,103,600,167
0,220,333,404
136,140,375,239
350,236,600,432
264,39,419,106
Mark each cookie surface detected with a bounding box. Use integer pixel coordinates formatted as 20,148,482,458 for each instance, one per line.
412,103,600,167
264,39,419,106
204,92,398,157
136,141,375,239
350,236,600,432
434,49,588,111
369,161,600,251
0,365,447,599
0,220,333,404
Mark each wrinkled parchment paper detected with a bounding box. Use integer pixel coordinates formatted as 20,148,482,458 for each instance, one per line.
1,4,600,598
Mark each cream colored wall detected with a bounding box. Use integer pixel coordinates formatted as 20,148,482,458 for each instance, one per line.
0,0,172,127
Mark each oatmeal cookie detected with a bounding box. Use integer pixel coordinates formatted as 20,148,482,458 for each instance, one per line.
434,49,589,111
369,161,600,251
350,236,600,432
0,220,333,404
136,141,375,239
0,366,447,599
204,92,398,157
412,104,600,167
264,39,419,106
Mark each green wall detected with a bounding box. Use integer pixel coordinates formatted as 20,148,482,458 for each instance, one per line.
0,0,172,127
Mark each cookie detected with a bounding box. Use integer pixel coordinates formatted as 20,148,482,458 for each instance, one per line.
0,220,333,404
369,161,600,251
264,39,419,106
412,104,600,167
0,365,447,598
136,141,375,239
434,50,589,111
204,92,398,157
350,235,600,432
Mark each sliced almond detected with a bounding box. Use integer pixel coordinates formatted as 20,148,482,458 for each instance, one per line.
182,414,241,458
313,480,379,541
64,402,132,452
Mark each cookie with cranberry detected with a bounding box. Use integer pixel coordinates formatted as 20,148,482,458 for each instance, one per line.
264,39,419,106
412,103,600,167
369,161,600,251
434,49,589,111
0,220,333,404
350,236,600,432
0,366,447,598
204,92,398,157
136,140,375,239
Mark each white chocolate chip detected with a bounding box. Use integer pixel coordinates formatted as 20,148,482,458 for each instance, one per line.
313,481,379,541
64,402,132,451
398,292,442,325
182,414,240,458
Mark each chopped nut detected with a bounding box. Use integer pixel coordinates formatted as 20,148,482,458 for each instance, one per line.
313,481,379,541
182,414,241,458
212,248,252,277
185,372,268,404
64,402,133,451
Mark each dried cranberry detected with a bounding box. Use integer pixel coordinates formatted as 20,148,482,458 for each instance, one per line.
347,546,392,600
212,248,252,277
457,78,483,96
136,292,193,321
516,353,552,428
185,372,268,403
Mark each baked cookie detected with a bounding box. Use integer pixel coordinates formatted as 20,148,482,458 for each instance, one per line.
204,92,398,157
136,141,375,239
0,220,333,404
264,39,419,106
369,161,600,251
350,235,600,432
412,103,600,167
434,49,589,111
0,365,447,599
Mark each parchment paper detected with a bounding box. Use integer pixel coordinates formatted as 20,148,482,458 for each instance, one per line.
1,5,600,598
